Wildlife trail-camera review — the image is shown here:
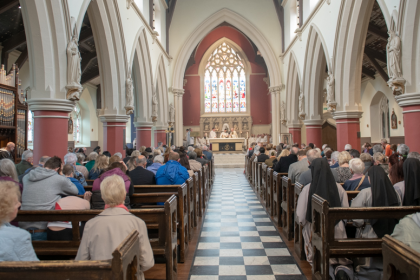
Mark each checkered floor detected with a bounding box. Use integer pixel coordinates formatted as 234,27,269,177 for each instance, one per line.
189,168,305,280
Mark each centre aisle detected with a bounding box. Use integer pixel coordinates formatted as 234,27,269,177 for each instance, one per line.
189,168,305,280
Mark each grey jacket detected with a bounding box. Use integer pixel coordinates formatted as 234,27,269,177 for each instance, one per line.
21,168,79,229
288,158,309,184
298,168,312,187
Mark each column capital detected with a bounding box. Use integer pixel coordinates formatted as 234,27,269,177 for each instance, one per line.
332,111,363,120
303,119,324,126
287,120,302,128
27,98,75,112
99,114,129,123
395,92,420,107
269,85,284,94
133,121,154,128
169,87,185,96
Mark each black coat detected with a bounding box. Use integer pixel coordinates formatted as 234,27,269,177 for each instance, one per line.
273,154,298,173
196,157,208,166
129,166,156,185
0,150,13,161
257,154,269,162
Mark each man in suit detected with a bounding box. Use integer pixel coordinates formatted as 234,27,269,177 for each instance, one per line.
273,146,299,173
256,147,269,162
129,155,156,185
287,149,309,183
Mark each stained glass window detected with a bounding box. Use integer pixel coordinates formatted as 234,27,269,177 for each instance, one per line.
72,104,82,144
28,110,33,145
204,42,246,113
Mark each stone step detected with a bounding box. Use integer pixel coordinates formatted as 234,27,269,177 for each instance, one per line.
213,153,246,168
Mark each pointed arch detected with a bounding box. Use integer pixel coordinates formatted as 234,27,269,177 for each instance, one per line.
171,8,281,89
154,54,169,127
286,51,302,127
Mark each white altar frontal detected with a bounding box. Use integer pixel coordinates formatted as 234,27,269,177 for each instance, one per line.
210,138,245,153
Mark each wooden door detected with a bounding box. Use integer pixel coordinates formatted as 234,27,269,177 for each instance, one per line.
322,122,337,151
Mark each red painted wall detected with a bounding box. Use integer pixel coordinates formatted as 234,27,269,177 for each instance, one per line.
183,26,270,126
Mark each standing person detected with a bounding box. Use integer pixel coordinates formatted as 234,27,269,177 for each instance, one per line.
229,128,238,138
296,158,352,280
15,150,33,176
0,142,15,161
381,139,392,157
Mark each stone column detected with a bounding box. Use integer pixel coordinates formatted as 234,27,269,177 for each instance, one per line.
28,99,75,163
288,126,302,146
269,86,282,145
304,120,323,148
333,111,362,152
134,121,154,148
172,88,185,146
395,93,420,153
100,115,129,156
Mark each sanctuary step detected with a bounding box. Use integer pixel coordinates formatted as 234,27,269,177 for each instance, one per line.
213,152,245,168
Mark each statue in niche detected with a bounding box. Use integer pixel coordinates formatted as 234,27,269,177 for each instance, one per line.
214,123,219,131
204,124,210,131
280,101,286,124
391,109,398,129
151,91,158,122
326,72,335,103
243,122,248,130
169,103,175,125
66,29,83,101
387,29,405,95
124,75,134,115
299,91,306,119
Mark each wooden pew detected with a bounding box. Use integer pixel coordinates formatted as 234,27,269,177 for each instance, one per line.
13,196,178,279
281,176,294,240
261,164,268,207
201,165,209,210
272,171,282,227
192,172,201,225
246,156,252,183
255,162,263,198
245,155,250,181
266,167,274,216
86,179,94,186
0,230,156,280
185,177,195,241
251,160,256,190
311,194,420,280
196,170,204,218
382,235,420,280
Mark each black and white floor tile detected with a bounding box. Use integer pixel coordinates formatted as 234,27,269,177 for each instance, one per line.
189,168,305,280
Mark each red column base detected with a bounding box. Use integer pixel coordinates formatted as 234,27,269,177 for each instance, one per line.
103,122,126,155
306,125,322,148
403,105,420,153
335,118,360,152
155,130,166,146
289,127,301,146
136,127,152,148
33,111,69,164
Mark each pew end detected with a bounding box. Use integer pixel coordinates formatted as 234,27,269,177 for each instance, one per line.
281,176,294,240
293,182,306,260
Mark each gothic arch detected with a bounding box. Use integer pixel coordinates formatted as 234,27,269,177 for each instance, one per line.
154,54,169,127
302,24,330,122
171,8,282,89
286,51,302,128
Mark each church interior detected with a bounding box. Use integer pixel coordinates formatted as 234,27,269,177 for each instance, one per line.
1,0,420,279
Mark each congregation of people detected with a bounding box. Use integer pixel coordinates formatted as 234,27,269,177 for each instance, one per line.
246,138,420,280
0,140,213,278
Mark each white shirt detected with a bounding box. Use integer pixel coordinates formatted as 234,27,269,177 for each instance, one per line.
230,131,238,138
209,131,217,139
220,132,229,138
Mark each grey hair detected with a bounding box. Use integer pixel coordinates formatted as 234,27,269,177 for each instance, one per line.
372,144,383,154
0,159,18,181
64,153,77,164
153,149,161,156
408,152,420,160
76,153,85,163
331,151,340,163
202,145,208,151
114,152,123,158
134,156,147,165
307,149,321,164
39,156,51,165
131,150,141,157
171,145,176,150
397,144,410,156
154,155,164,163
349,158,365,175
189,151,197,159
88,152,98,161
21,150,33,160
188,146,194,152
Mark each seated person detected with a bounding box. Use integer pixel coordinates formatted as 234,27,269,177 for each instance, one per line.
75,153,89,179
146,155,164,175
85,152,98,172
391,212,420,252
21,156,79,240
63,163,85,195
129,155,156,185
88,154,109,180
91,162,133,209
64,153,87,186
264,150,277,167
156,152,189,185
273,147,298,173
47,192,92,241
179,152,194,177
0,158,23,193
401,158,420,206
188,151,202,172
256,147,269,162
75,175,154,280
331,151,353,183
0,181,39,261
195,148,208,166
15,150,33,176
343,158,370,191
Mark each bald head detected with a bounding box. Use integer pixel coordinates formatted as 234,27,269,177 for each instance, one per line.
134,155,147,168
169,152,180,161
291,147,299,155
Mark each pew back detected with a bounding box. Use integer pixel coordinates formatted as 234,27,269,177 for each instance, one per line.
266,167,274,216
281,176,294,240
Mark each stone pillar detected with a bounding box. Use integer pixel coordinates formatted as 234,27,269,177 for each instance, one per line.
288,126,302,146
396,93,420,153
172,88,185,146
100,115,129,155
134,122,153,148
28,99,75,164
333,111,362,152
269,86,282,145
304,120,323,148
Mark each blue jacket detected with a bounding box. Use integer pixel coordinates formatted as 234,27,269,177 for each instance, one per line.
156,160,189,185
147,163,163,175
69,177,85,195
203,150,213,161
0,223,39,261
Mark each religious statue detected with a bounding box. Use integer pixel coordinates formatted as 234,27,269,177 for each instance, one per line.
68,116,73,134
326,72,337,111
66,30,83,101
280,101,286,124
243,123,248,130
387,29,405,95
204,124,210,131
391,109,398,129
222,123,230,132
214,124,219,131
151,91,158,122
299,91,306,119
168,103,175,126
124,74,134,115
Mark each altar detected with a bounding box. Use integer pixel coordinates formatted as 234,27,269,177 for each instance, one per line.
210,138,245,153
